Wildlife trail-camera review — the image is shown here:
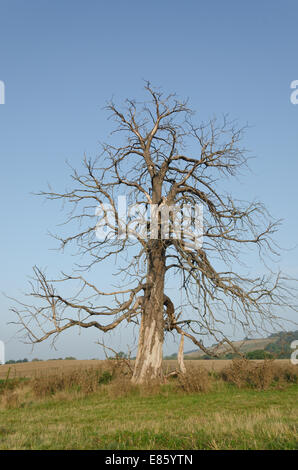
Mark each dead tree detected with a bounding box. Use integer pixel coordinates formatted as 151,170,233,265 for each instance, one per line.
11,83,297,383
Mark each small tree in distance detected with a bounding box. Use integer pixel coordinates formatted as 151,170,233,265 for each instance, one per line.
11,83,297,383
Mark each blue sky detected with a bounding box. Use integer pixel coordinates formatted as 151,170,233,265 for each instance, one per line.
0,0,297,360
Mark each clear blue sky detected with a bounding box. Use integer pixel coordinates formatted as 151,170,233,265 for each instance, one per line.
0,0,297,360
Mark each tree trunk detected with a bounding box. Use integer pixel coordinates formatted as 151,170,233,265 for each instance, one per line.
132,242,165,384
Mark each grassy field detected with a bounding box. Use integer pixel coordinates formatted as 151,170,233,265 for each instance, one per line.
0,358,292,379
0,360,297,450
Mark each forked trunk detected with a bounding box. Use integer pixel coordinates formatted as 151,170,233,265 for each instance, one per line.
132,242,165,384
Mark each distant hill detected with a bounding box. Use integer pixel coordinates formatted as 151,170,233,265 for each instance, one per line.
165,330,298,360
184,337,276,359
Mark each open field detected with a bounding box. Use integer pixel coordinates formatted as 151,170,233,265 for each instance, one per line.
0,360,105,379
0,359,292,379
0,382,297,450
0,359,297,450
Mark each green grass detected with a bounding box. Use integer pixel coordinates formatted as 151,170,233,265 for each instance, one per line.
0,383,297,450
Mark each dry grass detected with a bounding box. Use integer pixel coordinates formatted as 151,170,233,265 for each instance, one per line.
0,381,31,410
31,367,108,398
0,358,292,380
0,360,106,379
176,366,212,393
164,358,292,372
220,359,298,390
0,358,296,410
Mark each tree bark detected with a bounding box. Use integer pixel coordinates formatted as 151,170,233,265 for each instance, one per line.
132,241,165,383
178,333,186,374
